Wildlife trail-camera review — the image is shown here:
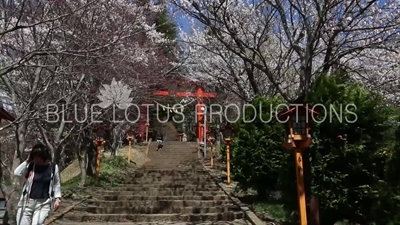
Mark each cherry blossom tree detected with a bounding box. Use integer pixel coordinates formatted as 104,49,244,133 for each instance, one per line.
344,49,400,104
174,0,400,101
179,26,281,101
1,0,177,223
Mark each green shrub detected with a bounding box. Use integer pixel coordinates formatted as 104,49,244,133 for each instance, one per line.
304,75,399,224
231,96,289,198
221,74,400,224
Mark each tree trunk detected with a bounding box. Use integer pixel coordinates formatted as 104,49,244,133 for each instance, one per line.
54,145,62,164
4,122,28,225
0,142,10,225
87,144,96,176
111,148,116,158
77,149,88,187
0,142,6,200
5,154,23,225
111,129,117,159
77,136,91,186
56,145,66,171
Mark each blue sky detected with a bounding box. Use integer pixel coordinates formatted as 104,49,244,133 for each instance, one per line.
176,16,191,34
166,4,192,35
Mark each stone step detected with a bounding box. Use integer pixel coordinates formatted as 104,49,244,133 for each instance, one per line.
137,169,204,172
144,158,197,160
141,163,200,166
62,212,244,222
148,149,196,151
145,155,197,157
96,190,225,196
125,177,214,182
133,172,205,175
151,145,196,147
123,178,215,184
132,173,209,176
144,157,197,159
75,206,240,214
84,200,233,208
111,184,220,190
145,156,198,157
94,195,230,201
143,162,200,164
153,147,197,149
103,187,221,193
142,162,198,164
145,156,197,158
129,175,211,179
147,152,196,153
133,171,209,176
157,149,196,151
147,154,197,156
144,157,197,160
142,164,200,167
54,220,250,225
150,148,197,150
55,144,246,224
142,167,201,170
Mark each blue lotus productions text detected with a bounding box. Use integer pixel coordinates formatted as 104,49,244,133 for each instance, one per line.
45,103,358,124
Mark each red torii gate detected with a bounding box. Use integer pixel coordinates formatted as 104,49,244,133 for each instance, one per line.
153,87,215,142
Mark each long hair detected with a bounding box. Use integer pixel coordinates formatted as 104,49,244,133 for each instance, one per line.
30,143,51,161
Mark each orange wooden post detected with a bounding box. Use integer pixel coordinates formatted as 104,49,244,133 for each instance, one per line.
295,149,307,225
145,123,149,142
93,125,106,185
207,129,217,168
94,138,105,185
278,104,319,225
210,142,214,168
226,144,231,185
95,143,101,184
128,140,132,162
220,125,234,185
126,129,134,163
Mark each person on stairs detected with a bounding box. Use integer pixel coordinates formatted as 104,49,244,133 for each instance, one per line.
156,132,164,151
14,143,62,225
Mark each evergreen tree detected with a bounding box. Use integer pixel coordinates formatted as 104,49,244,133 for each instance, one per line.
155,7,178,56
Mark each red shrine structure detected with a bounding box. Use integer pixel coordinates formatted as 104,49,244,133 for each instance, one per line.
136,77,216,142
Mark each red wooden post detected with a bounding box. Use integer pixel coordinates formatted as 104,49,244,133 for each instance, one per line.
133,101,149,141
196,98,204,143
140,101,150,141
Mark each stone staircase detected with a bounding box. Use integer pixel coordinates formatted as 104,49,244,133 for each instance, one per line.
54,141,249,225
